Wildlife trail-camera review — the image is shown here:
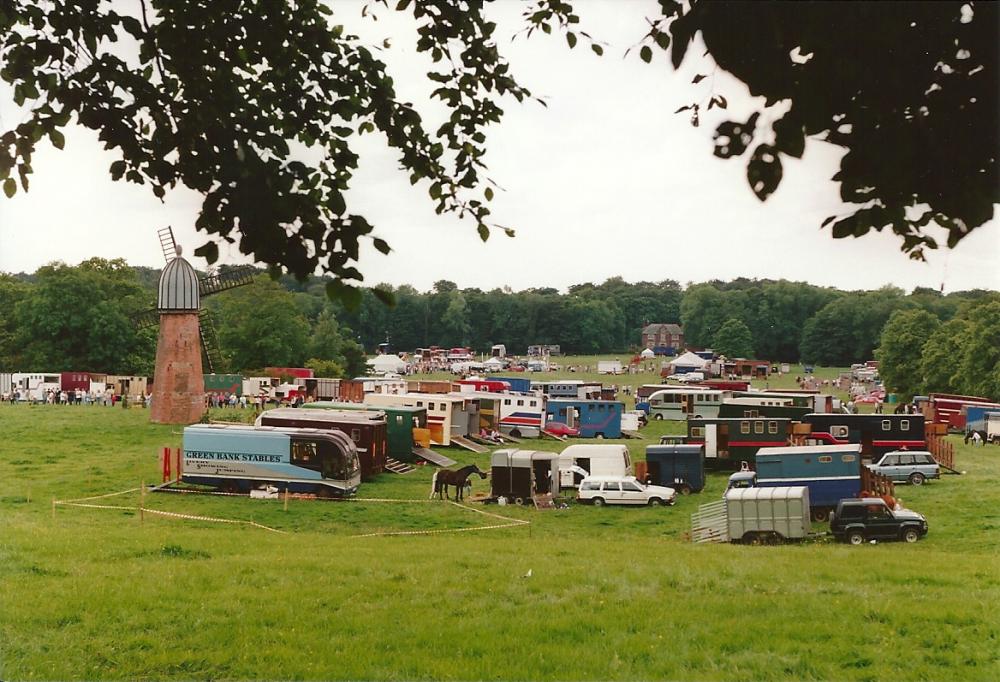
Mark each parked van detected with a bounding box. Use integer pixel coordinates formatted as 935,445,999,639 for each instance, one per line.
558,444,632,488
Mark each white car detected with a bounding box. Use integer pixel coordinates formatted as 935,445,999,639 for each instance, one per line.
577,476,676,507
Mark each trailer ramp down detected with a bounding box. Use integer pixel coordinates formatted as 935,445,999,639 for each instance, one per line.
384,457,415,474
691,500,729,543
541,429,568,441
621,430,645,439
412,447,457,468
450,435,490,454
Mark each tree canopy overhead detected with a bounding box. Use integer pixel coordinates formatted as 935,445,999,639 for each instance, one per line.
1,1,996,304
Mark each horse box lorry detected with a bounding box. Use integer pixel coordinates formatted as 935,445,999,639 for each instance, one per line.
558,444,633,488
181,424,361,496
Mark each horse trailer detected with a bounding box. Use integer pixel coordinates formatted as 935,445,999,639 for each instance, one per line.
303,401,430,461
256,407,387,480
644,444,705,494
490,449,560,503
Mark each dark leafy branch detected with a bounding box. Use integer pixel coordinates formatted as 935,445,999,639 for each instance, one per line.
1,0,996,304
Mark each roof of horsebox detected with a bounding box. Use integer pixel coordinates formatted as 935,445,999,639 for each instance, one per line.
257,407,386,425
490,448,559,468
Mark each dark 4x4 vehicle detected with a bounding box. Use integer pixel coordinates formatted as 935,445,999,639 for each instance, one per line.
830,498,928,545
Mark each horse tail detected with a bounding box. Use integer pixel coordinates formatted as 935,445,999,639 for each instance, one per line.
430,470,439,499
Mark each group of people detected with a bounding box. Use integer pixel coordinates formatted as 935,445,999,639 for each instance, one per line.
2,388,147,407
205,392,307,410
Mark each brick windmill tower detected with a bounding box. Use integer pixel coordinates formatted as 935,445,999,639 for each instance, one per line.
137,227,255,424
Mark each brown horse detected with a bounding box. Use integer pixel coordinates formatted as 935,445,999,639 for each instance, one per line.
430,464,488,501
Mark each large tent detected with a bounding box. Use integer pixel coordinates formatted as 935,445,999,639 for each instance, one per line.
640,348,655,359
669,351,707,374
367,354,407,374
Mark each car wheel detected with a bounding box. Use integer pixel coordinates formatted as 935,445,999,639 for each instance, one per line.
813,508,830,522
847,531,865,545
648,498,663,507
510,429,521,438
909,472,925,486
593,497,606,507
678,484,691,495
654,414,663,421
595,433,604,440
902,528,920,543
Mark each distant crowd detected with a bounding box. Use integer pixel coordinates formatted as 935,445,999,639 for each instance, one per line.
2,388,150,407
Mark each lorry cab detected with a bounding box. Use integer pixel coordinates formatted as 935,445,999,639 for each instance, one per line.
727,471,757,491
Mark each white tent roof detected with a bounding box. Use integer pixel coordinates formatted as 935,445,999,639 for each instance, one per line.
367,354,406,371
640,348,655,358
670,351,707,368
483,357,504,366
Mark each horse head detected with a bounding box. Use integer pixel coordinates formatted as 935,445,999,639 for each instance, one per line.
473,464,488,479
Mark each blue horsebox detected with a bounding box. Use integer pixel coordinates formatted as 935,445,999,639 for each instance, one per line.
487,376,533,394
644,444,705,493
182,424,361,495
754,444,862,514
545,399,624,438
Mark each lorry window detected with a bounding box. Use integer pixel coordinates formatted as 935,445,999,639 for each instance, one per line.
882,420,891,431
818,456,832,463
741,421,750,434
842,454,856,463
754,422,764,434
292,440,319,467
900,420,910,431
351,428,360,442
768,421,778,434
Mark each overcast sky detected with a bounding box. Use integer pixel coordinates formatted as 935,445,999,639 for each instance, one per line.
0,0,996,293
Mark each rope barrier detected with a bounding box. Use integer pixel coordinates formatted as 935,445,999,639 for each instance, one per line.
53,486,529,538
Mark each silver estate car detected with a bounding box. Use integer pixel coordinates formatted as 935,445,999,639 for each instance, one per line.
868,450,940,485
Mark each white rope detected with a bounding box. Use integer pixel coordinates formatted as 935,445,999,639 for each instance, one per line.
54,486,529,538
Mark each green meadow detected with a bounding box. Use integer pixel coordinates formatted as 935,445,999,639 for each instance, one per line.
2,365,999,680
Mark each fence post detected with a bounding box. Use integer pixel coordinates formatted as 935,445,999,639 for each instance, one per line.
284,486,289,512
140,481,145,525
161,446,170,483
175,447,182,482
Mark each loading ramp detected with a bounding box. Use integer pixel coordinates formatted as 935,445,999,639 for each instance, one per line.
412,447,457,468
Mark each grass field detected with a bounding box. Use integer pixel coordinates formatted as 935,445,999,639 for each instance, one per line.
2,362,999,680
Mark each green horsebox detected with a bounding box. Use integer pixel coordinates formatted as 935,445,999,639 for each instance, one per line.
303,401,428,461
204,373,243,396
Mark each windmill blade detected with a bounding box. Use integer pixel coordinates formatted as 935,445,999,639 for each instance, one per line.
131,307,160,330
199,265,255,298
158,226,178,262
198,308,225,374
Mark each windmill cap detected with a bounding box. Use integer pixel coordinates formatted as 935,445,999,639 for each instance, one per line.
157,256,200,311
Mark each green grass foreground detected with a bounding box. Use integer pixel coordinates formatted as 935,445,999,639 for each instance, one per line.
2,404,999,681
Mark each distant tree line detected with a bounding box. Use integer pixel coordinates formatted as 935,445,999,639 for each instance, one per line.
0,262,993,388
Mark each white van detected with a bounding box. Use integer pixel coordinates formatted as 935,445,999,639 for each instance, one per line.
558,444,633,489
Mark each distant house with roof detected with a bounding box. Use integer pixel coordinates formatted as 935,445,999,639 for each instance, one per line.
641,323,684,355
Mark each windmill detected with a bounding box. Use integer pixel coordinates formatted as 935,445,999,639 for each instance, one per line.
136,227,255,424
